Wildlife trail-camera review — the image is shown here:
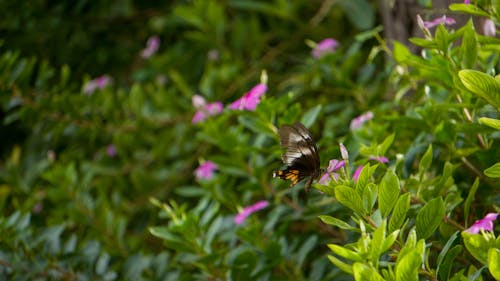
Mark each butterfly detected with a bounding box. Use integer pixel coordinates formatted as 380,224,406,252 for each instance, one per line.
273,122,322,191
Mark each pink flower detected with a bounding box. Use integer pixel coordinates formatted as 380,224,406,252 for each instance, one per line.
312,38,339,58
353,165,364,182
207,49,220,61
483,19,496,37
194,161,218,180
318,159,345,184
234,200,269,225
350,111,374,130
141,35,160,59
33,202,43,214
106,144,117,157
464,0,470,4
369,156,389,163
228,83,267,111
192,95,223,124
465,213,498,234
339,143,349,160
83,75,112,95
423,16,456,29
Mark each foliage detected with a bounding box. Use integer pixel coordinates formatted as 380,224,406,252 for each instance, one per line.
0,0,499,280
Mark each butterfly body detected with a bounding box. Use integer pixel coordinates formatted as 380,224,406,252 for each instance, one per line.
273,122,322,191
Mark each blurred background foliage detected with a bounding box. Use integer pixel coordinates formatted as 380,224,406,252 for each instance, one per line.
0,0,499,280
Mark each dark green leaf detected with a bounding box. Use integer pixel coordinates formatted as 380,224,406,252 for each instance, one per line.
336,0,375,30
301,105,322,128
464,178,480,226
437,245,462,281
416,197,445,239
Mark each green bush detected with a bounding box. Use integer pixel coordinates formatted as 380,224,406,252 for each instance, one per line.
0,0,499,280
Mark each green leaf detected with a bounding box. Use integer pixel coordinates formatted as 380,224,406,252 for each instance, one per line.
379,133,395,155
353,263,385,281
437,231,459,266
459,70,500,111
437,245,463,281
408,37,436,49
462,231,492,264
356,164,378,192
418,144,433,174
381,230,400,254
328,254,353,274
362,183,378,215
484,163,500,178
416,197,445,239
328,244,363,262
396,251,421,281
461,20,477,69
300,105,322,128
314,183,335,196
389,193,410,233
488,248,500,280
379,170,400,218
393,41,412,63
478,117,500,130
296,236,318,267
318,215,357,231
335,185,365,215
464,178,480,226
336,0,375,30
449,3,490,17
435,24,450,53
370,220,387,265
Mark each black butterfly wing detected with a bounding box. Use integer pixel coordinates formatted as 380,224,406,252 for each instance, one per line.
274,122,321,189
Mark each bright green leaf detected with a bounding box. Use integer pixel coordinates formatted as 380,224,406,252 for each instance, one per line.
459,70,500,111
396,251,421,281
462,231,492,264
484,163,500,178
353,262,385,281
328,254,353,274
379,170,400,218
328,244,363,262
335,185,365,215
488,248,500,280
419,144,433,174
389,193,410,233
461,21,477,69
449,3,490,17
393,41,412,63
478,117,500,130
318,215,357,231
